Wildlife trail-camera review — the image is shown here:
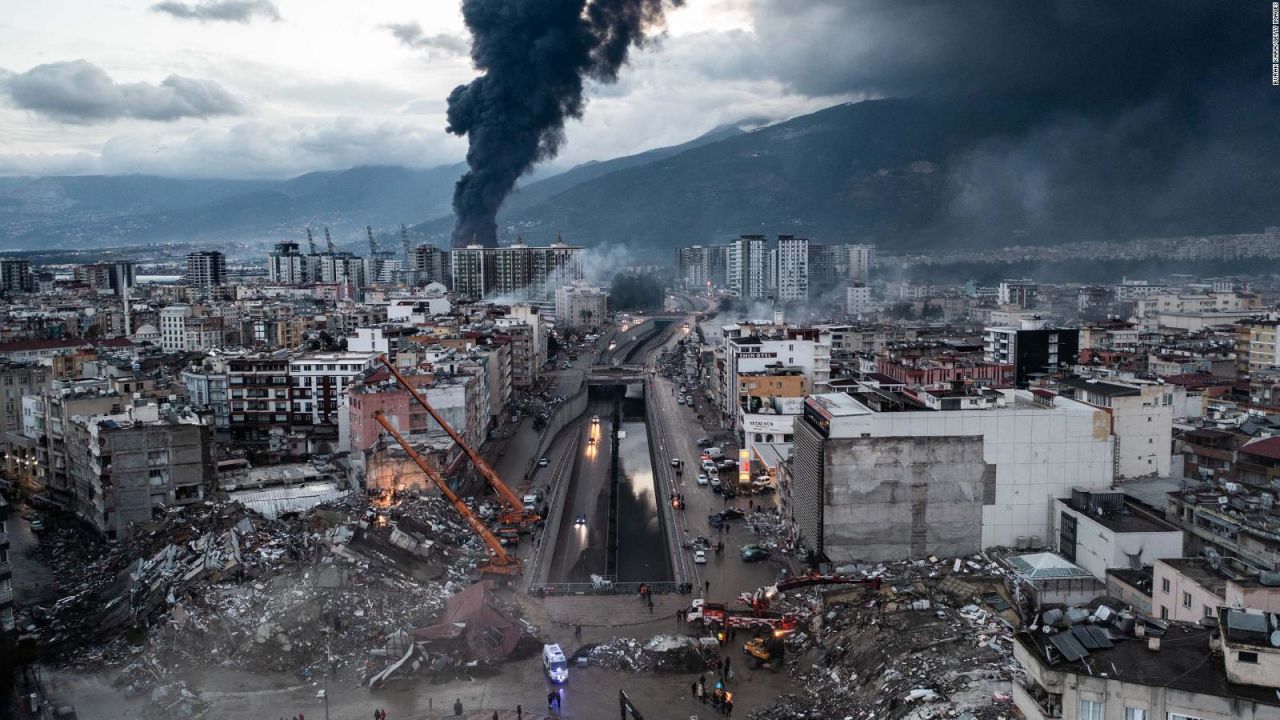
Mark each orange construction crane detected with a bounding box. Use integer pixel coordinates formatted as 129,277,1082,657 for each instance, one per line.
378,354,538,525
373,411,519,575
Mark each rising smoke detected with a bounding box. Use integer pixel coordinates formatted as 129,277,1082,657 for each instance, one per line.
445,0,682,248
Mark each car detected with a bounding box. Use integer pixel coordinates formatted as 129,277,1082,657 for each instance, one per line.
29,517,45,532
701,458,716,469
591,414,601,424
721,507,745,520
693,549,708,564
587,436,597,445
575,513,588,526
707,467,719,477
696,474,709,486
670,457,682,467
740,544,770,562
697,436,713,446
538,456,550,467
523,493,538,507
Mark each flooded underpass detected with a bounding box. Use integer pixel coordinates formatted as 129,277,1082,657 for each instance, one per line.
546,384,671,584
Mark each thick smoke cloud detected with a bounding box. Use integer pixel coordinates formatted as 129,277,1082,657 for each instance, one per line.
150,0,281,23
384,22,469,57
1,60,243,123
446,0,683,248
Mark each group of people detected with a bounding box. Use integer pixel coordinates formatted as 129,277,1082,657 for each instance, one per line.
371,710,388,720
690,671,735,715
547,689,562,712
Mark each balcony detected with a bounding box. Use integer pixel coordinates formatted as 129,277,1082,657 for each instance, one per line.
0,586,12,606
1012,682,1061,720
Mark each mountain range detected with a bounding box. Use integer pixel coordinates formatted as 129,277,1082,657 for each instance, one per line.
2,97,1277,262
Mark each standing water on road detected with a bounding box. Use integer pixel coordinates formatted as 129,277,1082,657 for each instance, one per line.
616,420,672,581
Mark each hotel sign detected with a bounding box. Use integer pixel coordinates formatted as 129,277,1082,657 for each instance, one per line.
738,352,778,359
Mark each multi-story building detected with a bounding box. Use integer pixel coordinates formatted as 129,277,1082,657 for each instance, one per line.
845,285,871,316
676,246,710,288
159,305,193,352
775,235,808,301
728,235,768,300
318,253,367,287
1237,317,1280,375
787,389,1113,563
554,283,608,332
1013,611,1280,720
1052,489,1183,582
0,259,34,294
1054,377,1178,479
448,238,584,302
67,403,212,540
984,323,1080,386
226,355,292,451
267,241,309,285
185,251,226,288
706,244,730,288
0,360,49,477
997,279,1039,308
181,357,230,431
288,352,379,426
74,262,134,296
847,244,873,284
411,244,451,287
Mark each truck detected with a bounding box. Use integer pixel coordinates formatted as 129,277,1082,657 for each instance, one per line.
685,598,798,632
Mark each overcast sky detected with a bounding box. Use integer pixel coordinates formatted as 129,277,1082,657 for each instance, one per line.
0,0,846,179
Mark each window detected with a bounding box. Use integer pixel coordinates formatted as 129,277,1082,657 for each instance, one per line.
1204,605,1214,618
1182,591,1192,609
1078,699,1103,720
1160,606,1169,620
1125,709,1148,720
1161,578,1170,593
1168,714,1205,720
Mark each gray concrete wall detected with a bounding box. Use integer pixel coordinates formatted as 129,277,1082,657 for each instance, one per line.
823,435,994,562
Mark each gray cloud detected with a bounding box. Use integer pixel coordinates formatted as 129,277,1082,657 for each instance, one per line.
151,0,281,23
383,22,469,56
1,60,243,123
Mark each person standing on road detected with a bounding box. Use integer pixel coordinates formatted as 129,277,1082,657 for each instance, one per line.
704,579,710,594
517,705,522,719
691,680,698,699
454,699,464,716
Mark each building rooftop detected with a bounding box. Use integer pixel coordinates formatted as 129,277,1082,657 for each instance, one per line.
1056,498,1178,534
1239,437,1280,462
1160,557,1232,596
1018,622,1280,703
1007,552,1094,580
1057,376,1141,398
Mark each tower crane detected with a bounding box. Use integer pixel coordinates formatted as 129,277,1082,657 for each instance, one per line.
324,226,335,254
378,355,538,526
305,227,317,255
367,225,378,257
373,412,520,575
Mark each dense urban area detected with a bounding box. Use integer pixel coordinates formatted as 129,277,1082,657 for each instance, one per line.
0,230,1277,720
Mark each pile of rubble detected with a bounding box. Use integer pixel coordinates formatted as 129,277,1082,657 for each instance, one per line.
747,555,1023,720
24,490,527,710
574,634,717,673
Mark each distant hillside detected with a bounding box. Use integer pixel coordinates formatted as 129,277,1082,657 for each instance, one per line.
0,164,465,250
416,97,1280,262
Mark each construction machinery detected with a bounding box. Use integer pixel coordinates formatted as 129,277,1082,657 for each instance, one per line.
400,224,415,286
738,574,883,613
685,599,798,633
324,226,335,254
372,411,520,575
742,633,786,670
305,227,317,255
378,355,540,527
367,225,378,257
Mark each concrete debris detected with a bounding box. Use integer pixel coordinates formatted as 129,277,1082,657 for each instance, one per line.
746,554,1023,720
573,634,717,673
22,490,531,714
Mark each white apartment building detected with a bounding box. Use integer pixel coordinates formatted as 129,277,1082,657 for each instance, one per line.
289,352,379,425
776,236,809,301
721,332,830,428
554,283,608,331
1056,377,1180,479
159,305,193,352
728,235,769,300
846,285,871,316
847,244,873,283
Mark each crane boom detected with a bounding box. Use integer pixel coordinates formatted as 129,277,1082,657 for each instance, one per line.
401,224,416,286
305,227,317,255
367,225,378,257
324,227,335,254
373,412,519,574
378,355,527,514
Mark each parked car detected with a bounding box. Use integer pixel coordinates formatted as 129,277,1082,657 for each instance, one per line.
697,437,713,446
696,474,709,486
740,544,770,562
670,458,682,467
538,456,550,467
693,549,708,564
701,459,717,470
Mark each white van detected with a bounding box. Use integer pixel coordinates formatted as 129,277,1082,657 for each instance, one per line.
703,447,724,459
543,643,569,683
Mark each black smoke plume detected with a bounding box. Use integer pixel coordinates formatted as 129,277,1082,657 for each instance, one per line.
446,0,682,247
